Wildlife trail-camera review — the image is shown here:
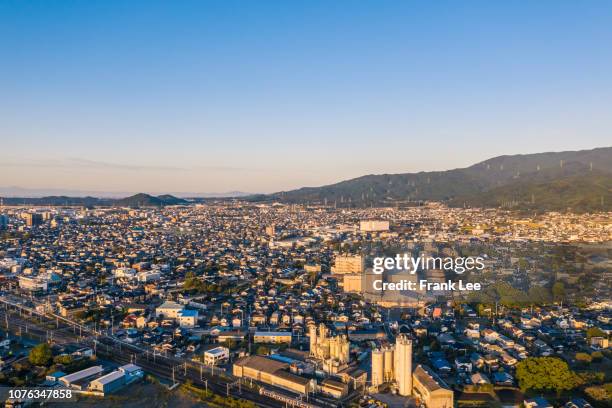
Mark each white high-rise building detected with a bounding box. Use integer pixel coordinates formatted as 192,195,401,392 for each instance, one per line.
394,334,413,396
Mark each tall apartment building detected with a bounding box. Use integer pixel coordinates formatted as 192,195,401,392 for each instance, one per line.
342,274,363,292
331,255,364,274
24,213,43,227
0,214,8,230
359,220,390,232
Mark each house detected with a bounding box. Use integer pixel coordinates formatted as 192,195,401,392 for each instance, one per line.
204,347,230,366
464,327,480,339
251,314,266,325
218,331,246,343
524,397,553,408
482,354,499,370
156,301,183,319
454,357,472,372
565,398,593,408
119,363,144,384
590,336,609,349
492,371,514,385
482,329,499,343
269,312,279,325
45,371,66,383
497,335,514,348
72,347,94,358
470,372,490,384
500,352,517,366
254,331,292,344
431,358,451,375
178,309,198,328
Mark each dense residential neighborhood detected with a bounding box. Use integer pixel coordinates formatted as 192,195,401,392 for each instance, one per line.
0,202,610,407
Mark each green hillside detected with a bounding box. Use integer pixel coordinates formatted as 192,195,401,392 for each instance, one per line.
256,147,612,212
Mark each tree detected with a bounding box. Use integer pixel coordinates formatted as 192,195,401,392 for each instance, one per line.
518,258,529,271
575,352,592,364
528,286,552,304
516,357,581,395
578,371,605,386
584,385,609,402
29,343,52,366
586,327,606,340
552,282,565,302
184,271,205,293
53,354,73,366
256,345,270,355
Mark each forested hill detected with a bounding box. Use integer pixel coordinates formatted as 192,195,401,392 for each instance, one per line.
255,147,612,212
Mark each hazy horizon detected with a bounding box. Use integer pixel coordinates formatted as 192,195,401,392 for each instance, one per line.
2,1,612,193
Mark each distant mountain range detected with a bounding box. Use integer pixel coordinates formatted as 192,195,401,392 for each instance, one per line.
0,186,251,199
253,147,612,212
0,193,189,207
114,193,189,207
2,147,610,212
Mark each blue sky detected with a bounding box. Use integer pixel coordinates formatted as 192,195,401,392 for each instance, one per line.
1,1,611,194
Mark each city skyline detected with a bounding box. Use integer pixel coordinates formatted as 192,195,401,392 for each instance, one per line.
2,1,612,193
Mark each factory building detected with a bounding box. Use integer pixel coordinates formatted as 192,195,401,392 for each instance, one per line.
371,349,384,387
412,365,454,408
89,370,125,394
60,365,104,390
308,323,350,373
383,346,394,382
395,334,413,396
233,355,314,395
370,334,413,396
320,379,349,398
